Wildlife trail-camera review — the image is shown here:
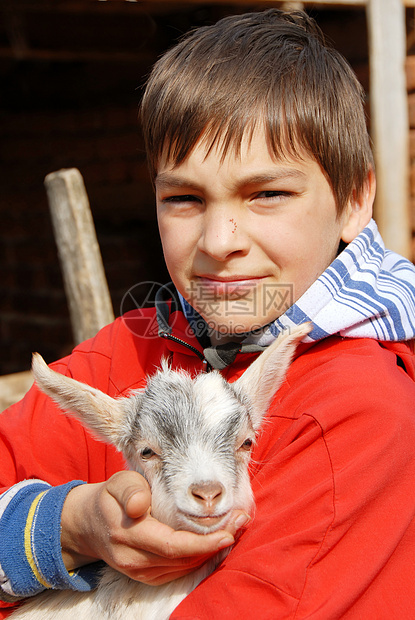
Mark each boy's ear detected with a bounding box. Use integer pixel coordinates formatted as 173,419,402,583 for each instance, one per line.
31,353,127,447
234,323,312,430
341,168,376,244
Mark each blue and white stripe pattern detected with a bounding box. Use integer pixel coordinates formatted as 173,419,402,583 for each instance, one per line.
246,219,415,346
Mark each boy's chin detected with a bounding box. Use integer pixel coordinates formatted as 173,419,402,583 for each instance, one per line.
189,292,293,339
204,316,272,345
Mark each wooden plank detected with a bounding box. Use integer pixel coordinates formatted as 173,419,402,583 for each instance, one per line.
0,47,154,63
410,129,415,157
44,168,115,345
406,56,415,91
0,0,369,9
0,371,33,413
366,0,411,257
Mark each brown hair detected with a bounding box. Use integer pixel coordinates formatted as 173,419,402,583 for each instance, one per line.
140,9,373,213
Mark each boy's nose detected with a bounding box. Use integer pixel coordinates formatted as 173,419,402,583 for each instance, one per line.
198,208,249,261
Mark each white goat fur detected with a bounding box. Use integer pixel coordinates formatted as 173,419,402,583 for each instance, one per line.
11,323,310,620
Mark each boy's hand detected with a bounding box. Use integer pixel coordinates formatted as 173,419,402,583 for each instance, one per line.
61,470,249,585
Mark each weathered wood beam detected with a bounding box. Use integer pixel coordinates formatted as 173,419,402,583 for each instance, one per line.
0,0,369,11
366,0,411,257
0,371,33,413
0,47,154,63
44,168,115,345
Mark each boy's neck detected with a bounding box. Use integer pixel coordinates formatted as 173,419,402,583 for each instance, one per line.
210,331,246,347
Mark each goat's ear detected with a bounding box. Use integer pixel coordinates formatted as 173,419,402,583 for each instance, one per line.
234,323,312,430
32,353,126,447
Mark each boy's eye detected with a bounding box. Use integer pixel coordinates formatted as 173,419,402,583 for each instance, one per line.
255,190,292,200
162,194,202,204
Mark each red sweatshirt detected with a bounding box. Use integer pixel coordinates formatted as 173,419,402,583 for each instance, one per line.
1,307,414,618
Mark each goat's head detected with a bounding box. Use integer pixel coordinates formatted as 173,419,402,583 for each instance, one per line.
32,323,311,533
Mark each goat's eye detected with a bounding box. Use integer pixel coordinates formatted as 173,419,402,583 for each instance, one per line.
240,438,253,451
141,447,156,460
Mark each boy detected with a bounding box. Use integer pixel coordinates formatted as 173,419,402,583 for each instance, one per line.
1,8,415,618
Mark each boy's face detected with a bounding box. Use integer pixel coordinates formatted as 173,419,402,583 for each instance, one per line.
155,130,363,341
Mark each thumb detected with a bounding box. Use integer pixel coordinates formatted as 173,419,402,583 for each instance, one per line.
106,470,151,519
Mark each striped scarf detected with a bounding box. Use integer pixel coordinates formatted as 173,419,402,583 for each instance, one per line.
245,219,415,346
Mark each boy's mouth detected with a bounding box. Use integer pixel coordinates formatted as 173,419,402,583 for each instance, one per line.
195,276,265,297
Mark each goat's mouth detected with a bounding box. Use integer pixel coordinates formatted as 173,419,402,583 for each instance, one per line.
180,511,230,532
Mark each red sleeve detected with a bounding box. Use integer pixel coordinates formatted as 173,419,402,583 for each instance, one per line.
171,339,415,619
0,328,124,619
0,322,129,493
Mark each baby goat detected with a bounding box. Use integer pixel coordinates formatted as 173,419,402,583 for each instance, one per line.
11,323,310,620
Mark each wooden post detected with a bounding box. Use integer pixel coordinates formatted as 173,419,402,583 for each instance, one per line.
44,168,115,345
0,371,33,413
367,0,411,257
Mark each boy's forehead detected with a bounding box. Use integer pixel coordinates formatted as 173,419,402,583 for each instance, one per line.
155,126,315,181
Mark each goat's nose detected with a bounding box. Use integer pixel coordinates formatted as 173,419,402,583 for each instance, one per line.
190,481,224,508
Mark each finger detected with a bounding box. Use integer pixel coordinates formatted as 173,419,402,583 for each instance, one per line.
121,546,217,584
145,569,204,586
105,471,151,519
130,563,211,586
139,511,251,558
222,510,251,537
133,515,236,559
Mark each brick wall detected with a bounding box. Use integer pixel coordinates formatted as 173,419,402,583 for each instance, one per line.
0,76,168,373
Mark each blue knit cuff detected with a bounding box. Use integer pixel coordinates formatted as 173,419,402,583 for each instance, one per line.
0,480,101,601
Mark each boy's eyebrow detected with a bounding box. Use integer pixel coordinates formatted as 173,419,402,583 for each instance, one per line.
155,168,307,191
154,173,201,191
232,169,307,188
